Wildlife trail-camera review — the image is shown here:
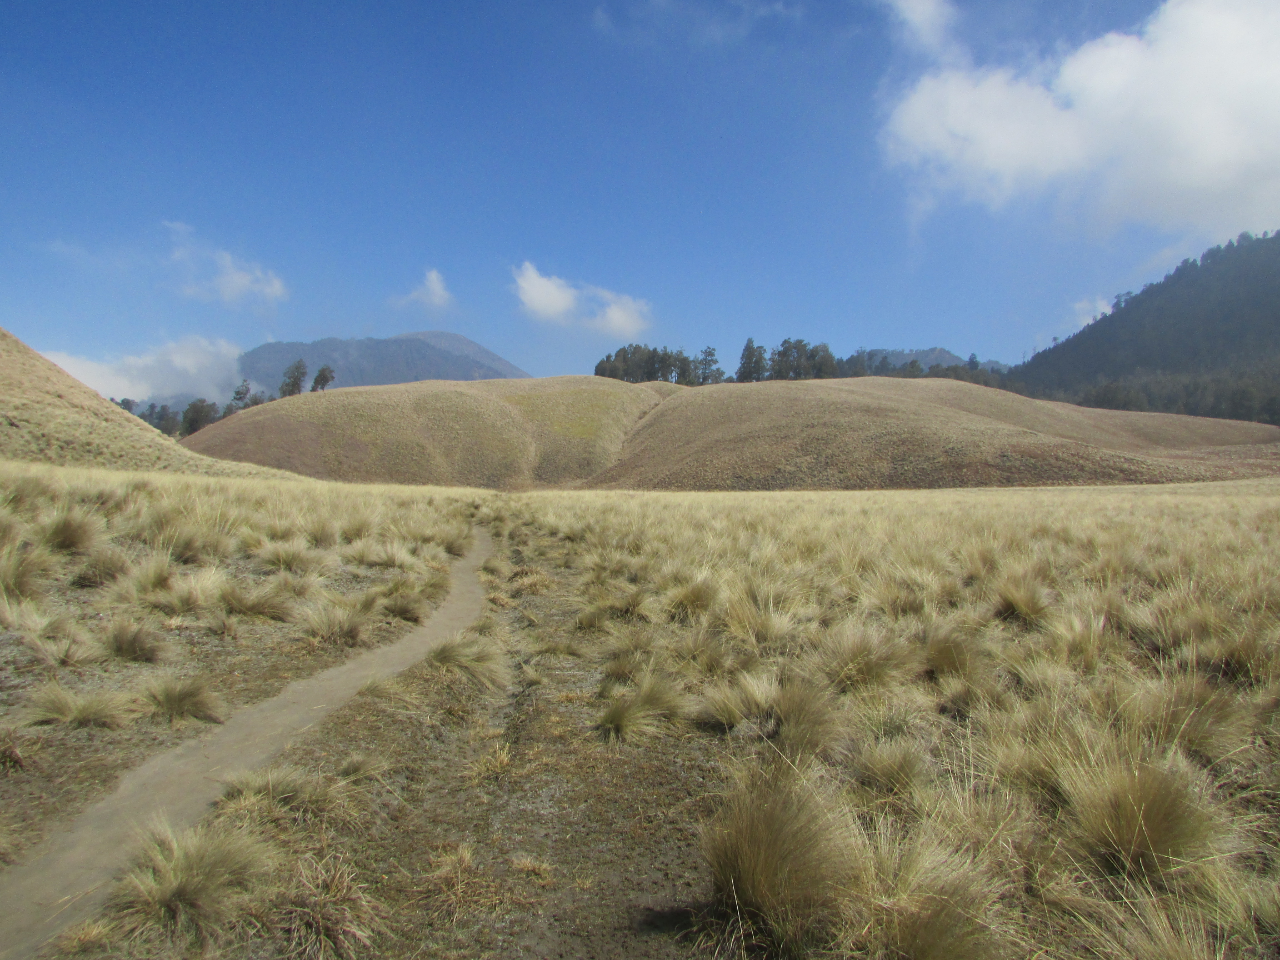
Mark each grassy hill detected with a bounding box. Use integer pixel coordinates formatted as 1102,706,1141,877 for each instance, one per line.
182,376,664,487
183,371,1280,490
0,327,284,479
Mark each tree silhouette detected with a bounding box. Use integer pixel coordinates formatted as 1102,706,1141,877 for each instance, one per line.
310,365,335,392
280,359,308,397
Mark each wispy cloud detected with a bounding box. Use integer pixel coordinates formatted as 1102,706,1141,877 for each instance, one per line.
167,222,288,306
42,337,246,403
593,0,803,46
392,267,453,309
513,262,651,338
882,0,1280,235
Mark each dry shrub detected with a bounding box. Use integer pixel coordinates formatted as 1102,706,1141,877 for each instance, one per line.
1,726,24,770
481,556,514,579
598,670,687,741
163,522,233,565
23,633,102,668
28,683,133,728
425,633,511,690
864,572,932,619
1185,628,1278,687
144,675,225,725
419,844,501,926
702,760,855,951
145,568,227,617
110,821,274,941
71,545,131,587
1046,610,1115,674
813,621,924,691
275,853,383,960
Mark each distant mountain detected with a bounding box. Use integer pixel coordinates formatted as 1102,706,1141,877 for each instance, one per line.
1017,231,1280,395
238,331,530,392
867,348,1008,374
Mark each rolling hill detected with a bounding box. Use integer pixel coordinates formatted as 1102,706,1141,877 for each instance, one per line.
182,373,1280,491
238,330,530,392
0,327,285,478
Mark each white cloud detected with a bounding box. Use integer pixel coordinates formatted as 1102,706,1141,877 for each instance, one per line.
167,223,289,306
883,0,1280,234
512,262,652,337
42,337,245,403
587,290,653,337
594,0,802,46
514,262,579,320
393,267,453,309
880,0,957,57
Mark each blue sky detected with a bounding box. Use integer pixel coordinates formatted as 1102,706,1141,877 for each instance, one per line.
4,0,1279,400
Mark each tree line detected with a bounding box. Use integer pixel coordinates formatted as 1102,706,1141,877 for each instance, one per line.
596,339,1009,389
115,359,335,438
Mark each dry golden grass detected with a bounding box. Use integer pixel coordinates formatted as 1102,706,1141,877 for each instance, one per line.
178,364,1280,491
0,326,284,478
502,477,1280,957
182,374,662,487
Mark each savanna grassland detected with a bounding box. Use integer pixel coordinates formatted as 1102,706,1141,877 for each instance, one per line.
0,460,473,876
7,460,1280,960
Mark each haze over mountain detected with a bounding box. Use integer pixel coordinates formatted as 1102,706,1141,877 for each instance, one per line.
238,331,530,392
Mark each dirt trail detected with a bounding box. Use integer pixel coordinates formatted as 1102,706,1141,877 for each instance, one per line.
0,530,492,960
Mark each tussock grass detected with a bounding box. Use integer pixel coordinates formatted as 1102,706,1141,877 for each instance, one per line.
70,544,131,587
0,541,52,600
702,761,856,950
425,633,511,690
143,676,225,725
275,853,383,960
301,600,368,647
39,507,104,554
598,670,688,741
811,621,924,691
27,683,133,728
221,766,346,822
502,480,1280,957
110,821,274,941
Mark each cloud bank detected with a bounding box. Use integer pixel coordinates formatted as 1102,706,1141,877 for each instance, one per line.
883,0,1280,234
513,262,651,338
43,337,246,403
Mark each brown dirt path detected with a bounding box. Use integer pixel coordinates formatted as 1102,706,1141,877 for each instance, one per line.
0,530,492,960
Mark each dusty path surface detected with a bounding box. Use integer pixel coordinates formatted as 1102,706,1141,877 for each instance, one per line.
0,529,492,960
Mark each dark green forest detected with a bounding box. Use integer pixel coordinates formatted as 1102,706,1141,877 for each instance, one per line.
1016,230,1280,423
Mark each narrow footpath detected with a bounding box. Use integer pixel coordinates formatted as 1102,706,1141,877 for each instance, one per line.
0,530,492,960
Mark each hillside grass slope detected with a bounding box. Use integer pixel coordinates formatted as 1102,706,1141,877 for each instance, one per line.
182,376,663,487
0,328,282,479
183,371,1280,490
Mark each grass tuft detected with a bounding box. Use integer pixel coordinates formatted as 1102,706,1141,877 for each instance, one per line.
275,853,383,960
110,821,273,941
144,675,225,725
598,670,688,741
702,760,855,951
27,683,132,728
425,633,512,690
